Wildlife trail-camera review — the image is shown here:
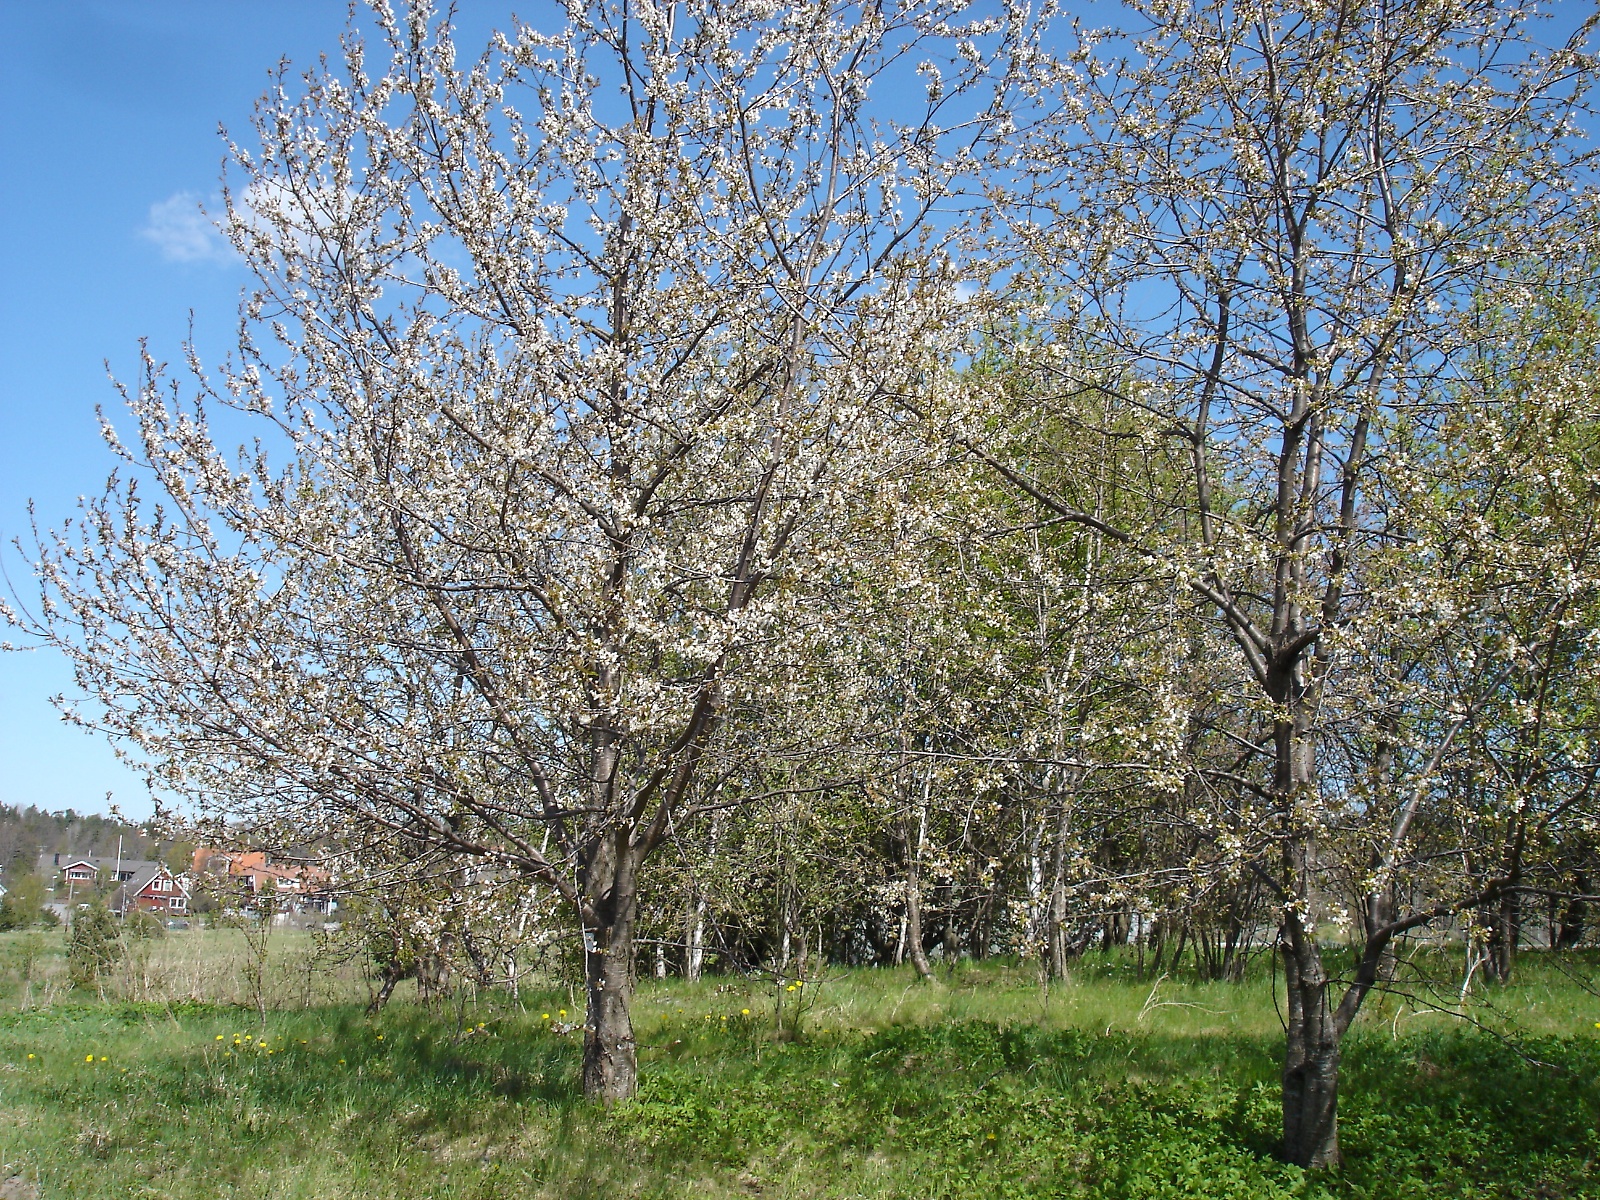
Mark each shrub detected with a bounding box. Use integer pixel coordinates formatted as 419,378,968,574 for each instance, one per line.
0,874,49,929
123,909,166,940
66,903,122,988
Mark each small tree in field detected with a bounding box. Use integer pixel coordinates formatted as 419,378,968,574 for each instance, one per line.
67,903,122,991
11,0,1024,1101
0,874,50,930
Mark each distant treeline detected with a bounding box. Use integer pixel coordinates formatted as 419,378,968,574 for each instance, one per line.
0,804,158,881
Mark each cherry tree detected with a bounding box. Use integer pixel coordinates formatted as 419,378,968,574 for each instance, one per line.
11,0,1026,1101
974,0,1598,1168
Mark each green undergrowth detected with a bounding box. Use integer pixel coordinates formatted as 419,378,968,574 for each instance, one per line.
0,961,1597,1198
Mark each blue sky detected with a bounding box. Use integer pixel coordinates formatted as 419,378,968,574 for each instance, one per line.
0,2,370,818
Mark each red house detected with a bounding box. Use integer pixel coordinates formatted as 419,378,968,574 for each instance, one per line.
110,864,190,915
60,859,98,885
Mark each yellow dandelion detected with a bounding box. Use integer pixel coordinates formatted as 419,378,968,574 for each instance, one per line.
85,1054,94,1063
542,1013,550,1020
720,1015,728,1021
99,1056,108,1063
986,1133,996,1141
558,1009,567,1017
215,1035,224,1041
741,1009,750,1016
339,1058,346,1064
376,1034,384,1041
27,1053,35,1060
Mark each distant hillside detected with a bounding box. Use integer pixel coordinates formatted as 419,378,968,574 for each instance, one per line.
0,804,159,881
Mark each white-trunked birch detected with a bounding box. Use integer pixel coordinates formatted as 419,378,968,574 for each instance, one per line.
972,0,1599,1170
10,0,1025,1101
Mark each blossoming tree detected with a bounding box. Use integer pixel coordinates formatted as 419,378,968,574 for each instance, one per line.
976,0,1598,1168
13,0,1025,1101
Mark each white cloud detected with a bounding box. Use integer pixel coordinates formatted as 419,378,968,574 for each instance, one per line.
140,191,232,264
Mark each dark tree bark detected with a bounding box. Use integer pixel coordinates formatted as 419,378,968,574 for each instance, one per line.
579,827,640,1103
1280,924,1341,1170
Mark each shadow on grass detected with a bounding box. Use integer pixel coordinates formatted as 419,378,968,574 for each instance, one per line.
5,999,1597,1198
615,1018,1599,1198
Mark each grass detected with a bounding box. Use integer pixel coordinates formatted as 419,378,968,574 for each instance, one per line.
0,931,1597,1198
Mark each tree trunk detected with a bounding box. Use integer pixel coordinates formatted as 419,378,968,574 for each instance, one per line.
905,859,934,980
1486,893,1518,983
582,923,637,1102
686,895,706,981
582,906,637,1102
1281,928,1341,1169
580,829,639,1103
1272,685,1343,1169
1048,881,1069,978
898,797,934,981
1557,872,1588,948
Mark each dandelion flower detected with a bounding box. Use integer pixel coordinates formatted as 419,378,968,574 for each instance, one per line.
215,1035,224,1041
85,1055,94,1063
27,1053,35,1060
558,1009,567,1017
376,1034,384,1041
741,1009,750,1015
99,1056,108,1063
542,1013,550,1020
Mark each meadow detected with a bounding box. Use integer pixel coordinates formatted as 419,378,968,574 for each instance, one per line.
0,928,1596,1198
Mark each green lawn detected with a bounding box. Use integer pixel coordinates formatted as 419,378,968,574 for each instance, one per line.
1,934,1597,1198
